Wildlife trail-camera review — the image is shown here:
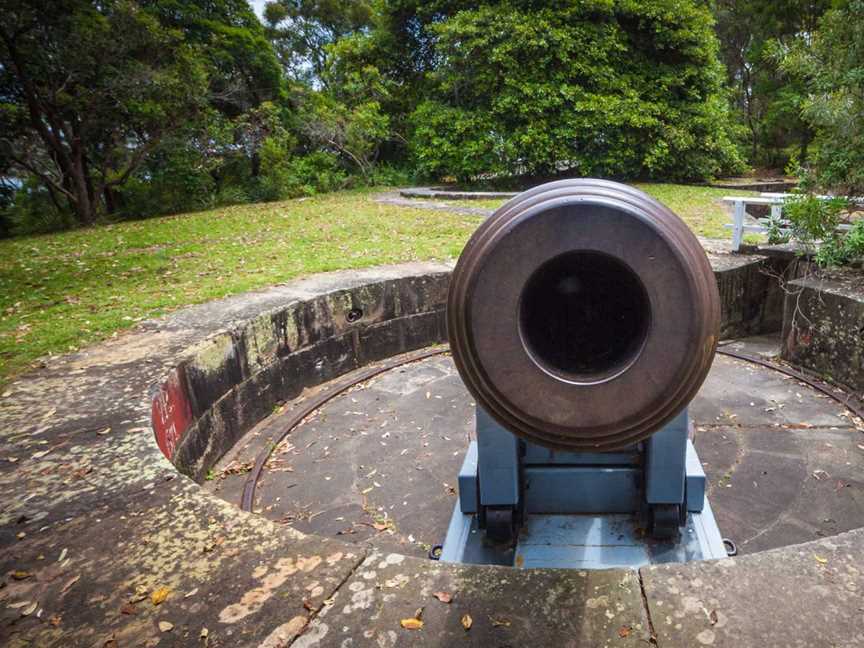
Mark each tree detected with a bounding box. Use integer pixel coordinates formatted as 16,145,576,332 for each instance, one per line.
263,0,373,84
781,0,864,194
407,0,743,183
713,0,829,168
0,0,283,226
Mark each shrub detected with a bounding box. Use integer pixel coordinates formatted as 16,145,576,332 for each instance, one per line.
783,193,862,267
409,1,744,184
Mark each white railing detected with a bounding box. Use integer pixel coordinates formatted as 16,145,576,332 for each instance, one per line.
723,193,857,251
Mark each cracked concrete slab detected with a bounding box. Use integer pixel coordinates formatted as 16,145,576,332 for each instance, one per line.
641,531,864,647
297,550,648,647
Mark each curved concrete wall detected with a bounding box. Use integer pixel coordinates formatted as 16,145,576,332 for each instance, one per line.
153,252,800,484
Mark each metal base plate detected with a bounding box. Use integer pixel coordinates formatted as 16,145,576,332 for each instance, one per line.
441,497,726,569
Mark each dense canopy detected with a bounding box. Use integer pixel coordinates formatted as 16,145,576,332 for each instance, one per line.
1,0,861,234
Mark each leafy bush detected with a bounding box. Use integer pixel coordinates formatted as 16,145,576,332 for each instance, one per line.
781,1,864,194
118,142,217,218
2,180,76,235
783,193,862,267
255,143,347,201
408,1,744,184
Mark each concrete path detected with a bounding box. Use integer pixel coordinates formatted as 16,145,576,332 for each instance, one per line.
373,192,495,217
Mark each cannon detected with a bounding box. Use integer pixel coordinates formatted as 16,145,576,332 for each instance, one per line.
440,179,727,569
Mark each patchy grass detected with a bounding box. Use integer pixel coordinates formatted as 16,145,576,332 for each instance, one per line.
0,190,481,387
426,183,760,239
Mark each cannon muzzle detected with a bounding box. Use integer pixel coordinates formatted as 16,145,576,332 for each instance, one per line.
447,179,720,452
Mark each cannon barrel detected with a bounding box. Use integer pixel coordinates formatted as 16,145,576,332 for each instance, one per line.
447,179,720,452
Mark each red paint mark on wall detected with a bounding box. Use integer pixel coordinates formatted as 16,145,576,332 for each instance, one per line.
152,367,193,460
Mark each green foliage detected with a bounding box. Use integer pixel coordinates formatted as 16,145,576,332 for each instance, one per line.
300,90,391,178
407,1,744,183
256,142,346,200
714,0,828,168
263,0,373,82
781,0,864,194
0,0,283,228
119,137,219,217
783,193,861,267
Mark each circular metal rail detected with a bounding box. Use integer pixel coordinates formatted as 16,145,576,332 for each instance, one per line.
239,344,864,513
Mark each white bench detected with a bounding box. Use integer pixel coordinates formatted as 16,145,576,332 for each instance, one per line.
723,194,856,252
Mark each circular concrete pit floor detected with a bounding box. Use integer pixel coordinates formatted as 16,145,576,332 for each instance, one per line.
207,337,864,561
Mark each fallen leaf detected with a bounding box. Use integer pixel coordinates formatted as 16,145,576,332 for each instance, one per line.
129,585,148,604
184,588,199,599
400,618,423,630
461,614,473,630
49,615,61,627
433,591,452,604
32,449,51,459
7,600,32,609
490,616,511,627
97,427,111,435
151,586,170,605
814,554,828,564
158,621,174,632
57,548,67,562
22,601,38,616
61,575,80,593
618,625,632,638
200,627,209,638
11,571,31,580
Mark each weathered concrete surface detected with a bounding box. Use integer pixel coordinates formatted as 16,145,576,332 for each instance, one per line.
397,187,518,201
0,480,362,647
297,550,649,647
781,270,864,395
207,353,471,559
374,192,495,217
642,531,864,647
0,264,451,647
2,259,863,647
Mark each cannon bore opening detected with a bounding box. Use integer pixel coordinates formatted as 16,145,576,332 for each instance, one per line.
519,251,651,383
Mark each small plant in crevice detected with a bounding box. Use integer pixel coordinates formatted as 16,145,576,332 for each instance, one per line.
783,193,862,268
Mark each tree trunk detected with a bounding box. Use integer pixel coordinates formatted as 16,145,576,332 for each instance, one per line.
69,158,94,224
104,186,118,214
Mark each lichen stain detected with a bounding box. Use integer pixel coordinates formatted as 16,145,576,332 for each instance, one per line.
696,629,716,645
291,621,329,647
219,555,321,624
186,333,237,375
259,615,309,647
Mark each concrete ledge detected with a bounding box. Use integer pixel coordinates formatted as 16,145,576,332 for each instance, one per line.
3,257,857,647
781,271,864,394
398,187,518,201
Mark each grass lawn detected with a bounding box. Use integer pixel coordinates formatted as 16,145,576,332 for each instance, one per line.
433,183,758,240
0,182,757,388
0,190,481,387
